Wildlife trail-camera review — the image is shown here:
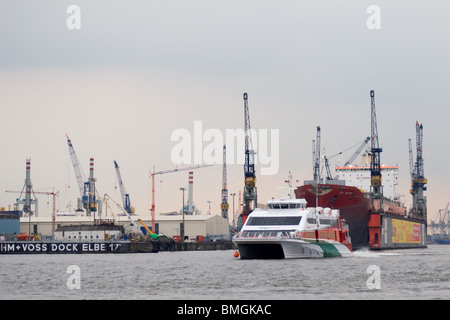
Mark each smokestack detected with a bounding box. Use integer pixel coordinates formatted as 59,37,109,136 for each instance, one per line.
25,158,32,214
188,171,193,214
90,158,94,180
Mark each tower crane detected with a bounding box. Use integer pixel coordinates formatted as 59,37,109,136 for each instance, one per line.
369,90,383,205
240,92,257,228
220,145,229,220
113,160,134,214
149,164,212,233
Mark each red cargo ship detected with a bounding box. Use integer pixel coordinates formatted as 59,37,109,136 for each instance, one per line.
295,183,427,250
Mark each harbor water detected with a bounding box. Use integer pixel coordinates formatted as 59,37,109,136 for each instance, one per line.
0,245,448,300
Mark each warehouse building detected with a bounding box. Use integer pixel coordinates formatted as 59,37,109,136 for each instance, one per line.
18,214,230,240
154,214,230,240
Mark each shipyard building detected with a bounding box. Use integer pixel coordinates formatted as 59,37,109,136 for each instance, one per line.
17,214,230,241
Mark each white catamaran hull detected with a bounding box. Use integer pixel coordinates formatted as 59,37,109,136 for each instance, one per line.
234,237,352,259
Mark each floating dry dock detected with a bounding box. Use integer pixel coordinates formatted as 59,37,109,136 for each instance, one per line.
0,239,233,254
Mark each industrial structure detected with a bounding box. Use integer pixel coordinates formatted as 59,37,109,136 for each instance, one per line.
221,144,229,220
113,160,134,214
369,90,383,206
313,126,321,182
409,121,427,220
65,134,100,216
430,203,450,244
149,164,211,232
240,92,257,229
296,90,427,250
13,158,38,217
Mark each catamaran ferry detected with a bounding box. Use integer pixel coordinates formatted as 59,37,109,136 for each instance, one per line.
233,198,352,259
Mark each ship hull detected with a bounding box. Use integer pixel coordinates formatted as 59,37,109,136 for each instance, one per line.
234,238,352,259
295,184,427,250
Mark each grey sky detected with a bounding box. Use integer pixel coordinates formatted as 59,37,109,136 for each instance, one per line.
0,0,448,222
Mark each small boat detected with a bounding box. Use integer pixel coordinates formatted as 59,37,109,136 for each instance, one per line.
233,198,352,259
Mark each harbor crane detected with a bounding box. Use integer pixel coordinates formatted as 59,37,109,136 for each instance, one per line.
9,158,39,217
103,194,158,239
241,92,257,228
221,144,229,220
6,188,59,236
313,126,321,182
369,90,383,205
65,134,98,215
113,160,134,214
344,137,370,167
409,121,427,219
149,164,212,233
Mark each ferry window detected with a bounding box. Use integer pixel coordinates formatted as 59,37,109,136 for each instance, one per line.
268,204,274,209
247,216,302,226
280,203,289,209
273,203,280,209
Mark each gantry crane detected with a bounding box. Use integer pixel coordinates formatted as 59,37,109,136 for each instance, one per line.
113,160,134,214
149,164,211,232
6,188,59,235
241,92,257,228
220,144,229,220
10,158,39,217
369,90,383,205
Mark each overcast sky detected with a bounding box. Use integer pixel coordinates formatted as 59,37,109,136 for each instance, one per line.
0,0,448,223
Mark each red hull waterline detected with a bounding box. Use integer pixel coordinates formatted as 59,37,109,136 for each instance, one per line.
295,184,427,250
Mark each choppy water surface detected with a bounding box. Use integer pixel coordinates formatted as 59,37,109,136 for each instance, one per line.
1,245,449,300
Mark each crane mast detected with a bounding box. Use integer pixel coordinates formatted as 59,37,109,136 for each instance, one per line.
241,92,257,227
113,160,134,214
313,126,321,182
65,134,98,215
369,90,383,204
220,144,229,220
410,121,427,219
65,134,86,199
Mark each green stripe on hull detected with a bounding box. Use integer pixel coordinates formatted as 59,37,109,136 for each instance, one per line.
317,243,342,257
303,239,342,257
